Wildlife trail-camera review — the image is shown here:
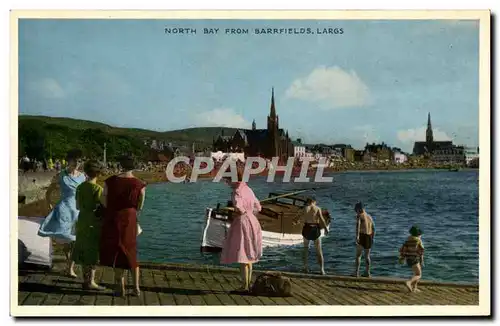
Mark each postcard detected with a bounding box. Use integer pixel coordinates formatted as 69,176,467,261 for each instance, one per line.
11,10,490,317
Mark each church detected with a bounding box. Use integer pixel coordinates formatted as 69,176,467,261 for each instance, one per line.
412,113,454,155
212,88,294,162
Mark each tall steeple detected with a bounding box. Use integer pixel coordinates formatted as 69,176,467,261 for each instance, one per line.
270,87,276,118
252,119,256,130
267,87,279,158
426,112,434,144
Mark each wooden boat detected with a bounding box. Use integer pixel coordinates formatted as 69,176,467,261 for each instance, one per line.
200,191,332,252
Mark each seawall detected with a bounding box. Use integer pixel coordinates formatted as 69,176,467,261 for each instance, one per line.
18,171,57,205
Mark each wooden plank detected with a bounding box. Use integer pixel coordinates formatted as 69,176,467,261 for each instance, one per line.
215,273,260,305
18,291,30,305
289,278,328,305
200,272,236,305
188,271,223,306
140,269,161,306
333,280,397,305
163,270,190,305
294,278,344,305
152,271,176,305
181,271,207,306
94,267,113,306
21,273,50,306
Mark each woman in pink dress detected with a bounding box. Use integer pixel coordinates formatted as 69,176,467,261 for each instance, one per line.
220,169,263,293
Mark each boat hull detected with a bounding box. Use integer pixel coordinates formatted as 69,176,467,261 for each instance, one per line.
200,208,329,252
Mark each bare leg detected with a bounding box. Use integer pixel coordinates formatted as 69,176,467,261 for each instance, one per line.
83,266,105,290
303,238,310,273
239,263,250,291
314,238,325,275
132,267,141,295
114,268,126,297
248,263,253,286
354,245,363,277
405,263,422,292
411,263,422,292
364,249,371,277
63,243,77,278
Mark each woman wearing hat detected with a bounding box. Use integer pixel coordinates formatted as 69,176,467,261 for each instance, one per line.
72,160,106,290
399,225,425,292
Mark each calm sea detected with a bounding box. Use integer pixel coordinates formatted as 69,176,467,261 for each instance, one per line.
137,169,479,284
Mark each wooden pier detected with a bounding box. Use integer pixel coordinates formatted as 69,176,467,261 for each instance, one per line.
18,256,479,306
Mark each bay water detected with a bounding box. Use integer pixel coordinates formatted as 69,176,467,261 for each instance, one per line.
137,169,479,284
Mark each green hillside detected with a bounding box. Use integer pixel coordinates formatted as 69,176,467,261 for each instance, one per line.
17,115,242,161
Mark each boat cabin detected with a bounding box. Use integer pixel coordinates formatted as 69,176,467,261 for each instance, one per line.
211,192,332,235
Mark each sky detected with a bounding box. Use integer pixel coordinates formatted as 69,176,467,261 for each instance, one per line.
18,19,480,152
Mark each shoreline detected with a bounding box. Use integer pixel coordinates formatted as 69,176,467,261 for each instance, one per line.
125,165,477,185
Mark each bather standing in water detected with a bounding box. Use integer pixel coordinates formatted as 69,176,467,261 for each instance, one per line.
294,197,329,275
354,202,375,277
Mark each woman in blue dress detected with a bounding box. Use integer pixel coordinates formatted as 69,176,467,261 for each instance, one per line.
38,149,86,278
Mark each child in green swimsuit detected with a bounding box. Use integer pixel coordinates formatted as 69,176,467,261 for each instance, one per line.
399,225,425,293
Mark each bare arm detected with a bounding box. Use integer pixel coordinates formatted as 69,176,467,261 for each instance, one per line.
318,209,328,232
418,240,425,266
137,187,146,211
355,215,360,242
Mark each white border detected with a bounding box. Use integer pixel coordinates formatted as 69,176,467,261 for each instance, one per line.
4,0,495,323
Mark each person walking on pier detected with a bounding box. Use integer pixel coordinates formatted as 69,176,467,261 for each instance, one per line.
100,154,147,297
399,225,425,292
38,149,85,278
220,168,263,293
354,202,375,277
72,160,105,291
294,197,329,275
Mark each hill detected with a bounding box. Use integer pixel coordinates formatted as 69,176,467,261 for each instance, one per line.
17,115,241,161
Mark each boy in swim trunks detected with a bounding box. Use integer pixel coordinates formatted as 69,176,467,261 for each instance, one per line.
399,225,425,292
354,202,375,277
293,197,329,275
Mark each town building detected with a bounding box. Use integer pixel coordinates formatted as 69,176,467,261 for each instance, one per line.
432,146,465,164
364,142,393,162
412,113,454,156
464,146,479,165
412,113,469,164
212,88,294,162
393,151,408,164
292,139,306,158
343,148,355,162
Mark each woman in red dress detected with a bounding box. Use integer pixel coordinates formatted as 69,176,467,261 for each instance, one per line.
100,155,146,297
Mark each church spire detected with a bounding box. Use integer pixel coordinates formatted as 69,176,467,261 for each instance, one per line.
252,119,256,130
426,112,434,144
270,87,276,118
